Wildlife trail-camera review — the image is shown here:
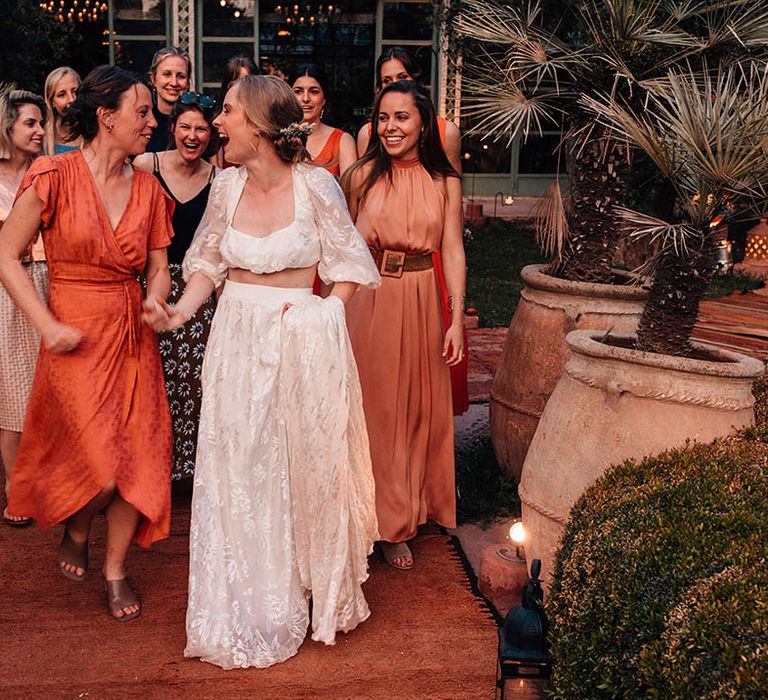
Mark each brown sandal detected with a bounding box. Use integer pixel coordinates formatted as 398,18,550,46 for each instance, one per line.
58,527,88,582
3,506,32,528
381,541,414,571
104,577,141,622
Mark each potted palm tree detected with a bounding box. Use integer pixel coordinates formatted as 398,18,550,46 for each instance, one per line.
456,0,768,479
521,63,768,584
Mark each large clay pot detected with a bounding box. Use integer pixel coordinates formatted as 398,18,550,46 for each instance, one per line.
490,264,647,481
520,330,764,586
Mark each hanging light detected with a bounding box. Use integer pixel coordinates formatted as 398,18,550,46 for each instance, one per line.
40,0,106,22
274,1,342,26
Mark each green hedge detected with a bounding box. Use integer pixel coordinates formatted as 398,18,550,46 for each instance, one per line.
546,375,768,699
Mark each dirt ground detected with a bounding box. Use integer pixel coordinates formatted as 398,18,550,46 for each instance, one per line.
0,486,498,699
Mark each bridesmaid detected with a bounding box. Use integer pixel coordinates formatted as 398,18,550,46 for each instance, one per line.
0,66,174,621
43,66,81,155
135,92,217,479
343,80,466,570
146,46,191,152
290,63,357,177
0,87,47,527
356,46,468,415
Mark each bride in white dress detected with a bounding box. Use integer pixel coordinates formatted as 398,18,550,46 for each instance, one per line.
143,75,381,669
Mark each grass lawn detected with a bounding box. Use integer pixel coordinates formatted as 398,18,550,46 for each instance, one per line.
464,219,545,328
464,220,762,329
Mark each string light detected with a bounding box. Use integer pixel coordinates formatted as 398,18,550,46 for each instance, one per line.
274,2,341,26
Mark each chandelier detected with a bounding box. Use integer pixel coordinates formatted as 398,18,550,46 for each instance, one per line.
275,3,342,27
40,0,107,23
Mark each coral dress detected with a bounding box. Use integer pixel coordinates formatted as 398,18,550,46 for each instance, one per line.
313,127,345,177
346,159,456,542
8,151,174,547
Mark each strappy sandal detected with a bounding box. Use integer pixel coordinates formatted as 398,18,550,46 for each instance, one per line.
104,577,141,622
3,506,32,528
58,527,89,582
381,541,414,571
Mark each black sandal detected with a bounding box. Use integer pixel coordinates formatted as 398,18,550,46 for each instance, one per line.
104,577,141,622
58,527,88,582
3,506,32,528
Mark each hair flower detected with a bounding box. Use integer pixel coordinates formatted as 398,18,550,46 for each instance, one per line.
278,121,314,139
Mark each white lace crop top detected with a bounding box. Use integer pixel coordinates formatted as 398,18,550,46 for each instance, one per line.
182,163,381,289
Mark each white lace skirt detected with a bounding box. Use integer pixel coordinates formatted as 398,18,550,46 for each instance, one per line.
184,281,378,670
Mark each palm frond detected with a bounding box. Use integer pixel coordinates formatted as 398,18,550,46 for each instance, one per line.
535,181,570,260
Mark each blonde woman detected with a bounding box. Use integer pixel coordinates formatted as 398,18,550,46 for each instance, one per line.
43,66,81,155
0,87,46,527
146,46,191,152
143,75,380,668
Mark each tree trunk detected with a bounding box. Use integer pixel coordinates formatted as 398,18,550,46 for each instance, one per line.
553,134,629,284
635,234,715,356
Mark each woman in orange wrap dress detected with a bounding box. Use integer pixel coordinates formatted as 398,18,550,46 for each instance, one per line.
344,80,466,570
0,66,173,622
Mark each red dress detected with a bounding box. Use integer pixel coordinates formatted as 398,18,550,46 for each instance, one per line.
8,151,174,546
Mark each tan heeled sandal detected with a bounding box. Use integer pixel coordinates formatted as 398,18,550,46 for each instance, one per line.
381,541,414,571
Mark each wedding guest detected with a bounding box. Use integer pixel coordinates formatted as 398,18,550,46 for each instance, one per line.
43,66,81,155
356,47,468,415
146,46,191,152
135,92,217,479
343,80,465,570
0,66,174,621
220,54,259,95
144,75,380,668
0,87,46,527
290,63,357,177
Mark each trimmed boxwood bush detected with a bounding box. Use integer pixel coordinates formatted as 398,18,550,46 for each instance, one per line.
546,375,768,699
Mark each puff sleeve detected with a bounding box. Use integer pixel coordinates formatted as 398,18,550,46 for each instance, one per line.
17,156,59,229
181,168,231,286
304,165,381,288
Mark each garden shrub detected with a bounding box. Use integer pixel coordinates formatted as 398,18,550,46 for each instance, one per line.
546,374,768,699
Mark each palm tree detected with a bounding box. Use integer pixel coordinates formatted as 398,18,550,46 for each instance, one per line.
456,0,768,283
583,64,768,355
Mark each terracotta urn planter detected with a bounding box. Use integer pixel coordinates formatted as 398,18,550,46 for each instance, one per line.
519,330,765,586
490,264,648,481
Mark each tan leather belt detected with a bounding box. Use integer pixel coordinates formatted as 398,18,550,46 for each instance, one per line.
370,248,433,278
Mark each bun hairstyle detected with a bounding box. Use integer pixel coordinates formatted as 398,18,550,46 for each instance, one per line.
237,75,311,164
0,85,46,160
61,65,142,143
375,46,424,91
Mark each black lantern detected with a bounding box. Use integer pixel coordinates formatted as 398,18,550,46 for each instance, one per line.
496,559,553,699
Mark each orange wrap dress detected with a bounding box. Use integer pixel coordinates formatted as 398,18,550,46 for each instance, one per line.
346,158,456,542
8,150,174,547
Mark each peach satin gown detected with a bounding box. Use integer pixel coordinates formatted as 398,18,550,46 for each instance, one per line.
346,159,456,542
8,151,174,547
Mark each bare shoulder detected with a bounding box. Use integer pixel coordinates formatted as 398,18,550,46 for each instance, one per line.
133,151,155,173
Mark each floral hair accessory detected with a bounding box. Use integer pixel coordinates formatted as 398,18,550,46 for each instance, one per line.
278,121,314,139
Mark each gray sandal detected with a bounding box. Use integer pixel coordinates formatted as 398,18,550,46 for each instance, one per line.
381,541,414,571
58,527,88,581
104,577,141,622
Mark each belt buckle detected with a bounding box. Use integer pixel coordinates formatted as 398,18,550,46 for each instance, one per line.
380,249,406,278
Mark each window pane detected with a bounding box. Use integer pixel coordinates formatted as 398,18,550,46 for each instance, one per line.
518,134,563,174
202,42,256,83
382,2,433,41
460,133,512,174
114,39,166,75
201,0,256,38
114,0,166,36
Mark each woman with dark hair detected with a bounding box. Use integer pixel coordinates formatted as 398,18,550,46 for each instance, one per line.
143,74,380,668
146,46,191,152
289,63,357,177
0,86,46,527
356,47,468,416
343,80,466,571
135,93,217,480
43,66,81,155
0,65,174,621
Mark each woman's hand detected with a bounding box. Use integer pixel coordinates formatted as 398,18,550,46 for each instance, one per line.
41,321,83,353
141,297,188,332
442,322,465,366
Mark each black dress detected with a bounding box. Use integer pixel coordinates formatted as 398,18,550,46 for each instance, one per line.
153,153,217,479
146,105,171,153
